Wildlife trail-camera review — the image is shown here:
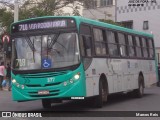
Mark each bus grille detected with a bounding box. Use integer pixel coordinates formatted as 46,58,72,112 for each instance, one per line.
25,82,61,87
20,71,69,78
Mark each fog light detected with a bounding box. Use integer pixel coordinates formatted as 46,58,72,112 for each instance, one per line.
16,83,20,87
21,85,24,89
64,82,67,86
70,79,74,84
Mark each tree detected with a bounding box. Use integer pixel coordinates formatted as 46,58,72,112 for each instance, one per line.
72,6,81,16
0,0,83,32
0,0,88,32
0,0,14,10
0,8,13,33
19,0,82,19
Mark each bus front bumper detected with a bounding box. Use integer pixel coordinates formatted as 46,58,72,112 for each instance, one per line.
11,79,86,102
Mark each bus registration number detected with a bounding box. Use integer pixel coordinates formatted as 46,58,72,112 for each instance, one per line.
38,90,49,95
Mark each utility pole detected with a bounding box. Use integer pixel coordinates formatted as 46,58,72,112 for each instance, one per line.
14,0,19,22
115,0,117,22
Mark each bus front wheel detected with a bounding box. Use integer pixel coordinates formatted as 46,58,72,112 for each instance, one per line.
93,80,108,108
42,99,52,108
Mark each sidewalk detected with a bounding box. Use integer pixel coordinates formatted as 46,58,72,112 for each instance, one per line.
2,87,11,91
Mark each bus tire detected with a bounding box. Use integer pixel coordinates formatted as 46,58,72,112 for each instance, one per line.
157,81,160,87
94,79,108,108
134,75,144,98
42,99,51,108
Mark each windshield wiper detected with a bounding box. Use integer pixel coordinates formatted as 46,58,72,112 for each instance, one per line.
47,33,68,54
47,33,66,57
25,35,36,62
48,33,60,49
25,35,35,51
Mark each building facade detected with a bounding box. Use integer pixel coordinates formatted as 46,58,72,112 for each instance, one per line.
116,0,160,49
82,0,116,21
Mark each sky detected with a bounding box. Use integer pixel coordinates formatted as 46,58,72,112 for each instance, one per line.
0,0,25,4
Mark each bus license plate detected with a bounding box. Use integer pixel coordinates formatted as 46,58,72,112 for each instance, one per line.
38,90,49,95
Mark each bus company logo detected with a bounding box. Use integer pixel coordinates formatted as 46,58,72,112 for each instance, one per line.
2,112,11,117
128,0,157,6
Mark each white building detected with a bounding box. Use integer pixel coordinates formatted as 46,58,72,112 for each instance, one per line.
116,0,160,61
82,0,116,21
60,1,83,16
61,0,116,21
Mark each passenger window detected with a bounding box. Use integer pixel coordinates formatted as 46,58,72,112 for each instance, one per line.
106,30,119,56
128,35,135,57
93,28,107,55
142,38,147,47
141,38,149,58
79,24,92,57
118,33,127,57
135,36,142,57
80,35,92,57
148,39,154,58
148,39,153,48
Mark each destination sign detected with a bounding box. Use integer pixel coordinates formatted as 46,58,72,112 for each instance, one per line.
18,20,66,31
11,18,76,33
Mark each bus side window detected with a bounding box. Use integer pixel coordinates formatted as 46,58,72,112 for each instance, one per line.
106,30,119,56
127,35,135,57
80,35,92,57
79,24,92,57
93,28,107,56
141,37,149,58
118,33,127,57
135,36,142,58
148,38,154,58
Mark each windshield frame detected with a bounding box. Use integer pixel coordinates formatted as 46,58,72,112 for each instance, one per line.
11,30,81,74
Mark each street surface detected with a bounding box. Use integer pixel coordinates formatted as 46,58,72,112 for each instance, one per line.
0,85,160,120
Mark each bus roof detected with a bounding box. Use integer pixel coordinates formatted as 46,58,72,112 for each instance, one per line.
75,16,153,38
11,16,153,38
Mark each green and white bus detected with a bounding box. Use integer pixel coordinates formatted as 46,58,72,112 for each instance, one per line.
11,16,157,108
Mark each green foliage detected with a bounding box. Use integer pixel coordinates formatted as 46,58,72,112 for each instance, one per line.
0,8,14,33
99,19,123,27
72,6,81,16
19,0,57,19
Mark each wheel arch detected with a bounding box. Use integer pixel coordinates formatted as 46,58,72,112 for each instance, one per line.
99,73,109,94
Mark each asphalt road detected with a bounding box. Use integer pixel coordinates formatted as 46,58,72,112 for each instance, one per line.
0,85,160,120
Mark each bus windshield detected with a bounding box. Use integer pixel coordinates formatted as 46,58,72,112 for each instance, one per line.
12,32,80,70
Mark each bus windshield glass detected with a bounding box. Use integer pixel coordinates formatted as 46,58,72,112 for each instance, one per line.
12,33,80,70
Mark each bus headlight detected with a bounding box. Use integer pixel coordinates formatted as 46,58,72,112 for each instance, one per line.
12,79,17,83
74,73,80,80
12,79,25,89
63,72,81,86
